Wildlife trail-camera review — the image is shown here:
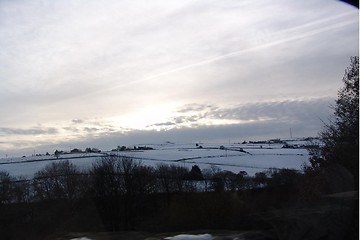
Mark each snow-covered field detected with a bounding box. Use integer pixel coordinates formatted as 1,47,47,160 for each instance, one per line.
0,141,311,178
164,233,214,240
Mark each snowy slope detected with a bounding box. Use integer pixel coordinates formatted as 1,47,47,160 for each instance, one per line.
0,142,310,178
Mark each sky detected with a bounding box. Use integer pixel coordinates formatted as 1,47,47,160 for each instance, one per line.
0,0,358,156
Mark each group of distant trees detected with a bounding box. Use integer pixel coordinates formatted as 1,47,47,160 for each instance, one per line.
111,145,154,151
53,147,101,157
52,145,154,156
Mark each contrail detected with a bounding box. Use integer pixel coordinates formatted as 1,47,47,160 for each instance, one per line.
75,11,357,99
107,11,357,89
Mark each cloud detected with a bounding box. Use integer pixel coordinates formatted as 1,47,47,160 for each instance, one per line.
0,127,58,136
0,0,357,155
150,122,176,127
177,104,218,113
0,96,335,157
151,97,334,129
206,98,334,123
83,127,100,133
60,119,314,152
72,119,84,124
63,126,80,133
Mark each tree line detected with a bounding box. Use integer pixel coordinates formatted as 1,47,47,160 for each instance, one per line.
0,156,302,205
0,156,306,235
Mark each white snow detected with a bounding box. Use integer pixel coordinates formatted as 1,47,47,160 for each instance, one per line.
70,238,92,240
164,233,213,240
0,142,311,178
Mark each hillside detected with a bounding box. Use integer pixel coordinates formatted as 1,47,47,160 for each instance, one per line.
0,139,314,178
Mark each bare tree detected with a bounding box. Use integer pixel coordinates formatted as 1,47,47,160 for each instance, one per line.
0,171,14,204
33,160,84,200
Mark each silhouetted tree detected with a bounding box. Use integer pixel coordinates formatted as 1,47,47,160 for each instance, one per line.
90,156,148,230
211,171,226,192
0,171,14,204
91,156,122,198
201,168,213,192
156,164,173,195
237,171,250,190
70,148,82,153
187,165,203,180
170,165,188,193
267,169,301,190
90,156,123,231
254,172,268,188
12,176,31,203
310,56,359,188
54,149,60,158
33,161,83,200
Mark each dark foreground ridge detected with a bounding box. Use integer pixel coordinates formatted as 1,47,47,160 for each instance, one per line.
0,156,358,240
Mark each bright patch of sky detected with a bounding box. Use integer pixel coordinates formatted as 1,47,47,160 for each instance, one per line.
0,0,358,156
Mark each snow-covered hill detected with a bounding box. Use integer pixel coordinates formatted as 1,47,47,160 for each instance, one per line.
0,141,312,178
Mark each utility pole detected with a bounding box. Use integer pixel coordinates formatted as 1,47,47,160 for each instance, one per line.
290,128,293,139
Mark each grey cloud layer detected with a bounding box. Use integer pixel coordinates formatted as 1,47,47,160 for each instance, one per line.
0,127,58,136
0,118,118,138
0,96,336,156
210,99,332,122
152,97,333,127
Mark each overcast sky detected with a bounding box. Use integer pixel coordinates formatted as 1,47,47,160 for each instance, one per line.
0,0,358,156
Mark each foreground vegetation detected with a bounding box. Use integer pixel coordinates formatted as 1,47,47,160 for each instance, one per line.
0,155,357,240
